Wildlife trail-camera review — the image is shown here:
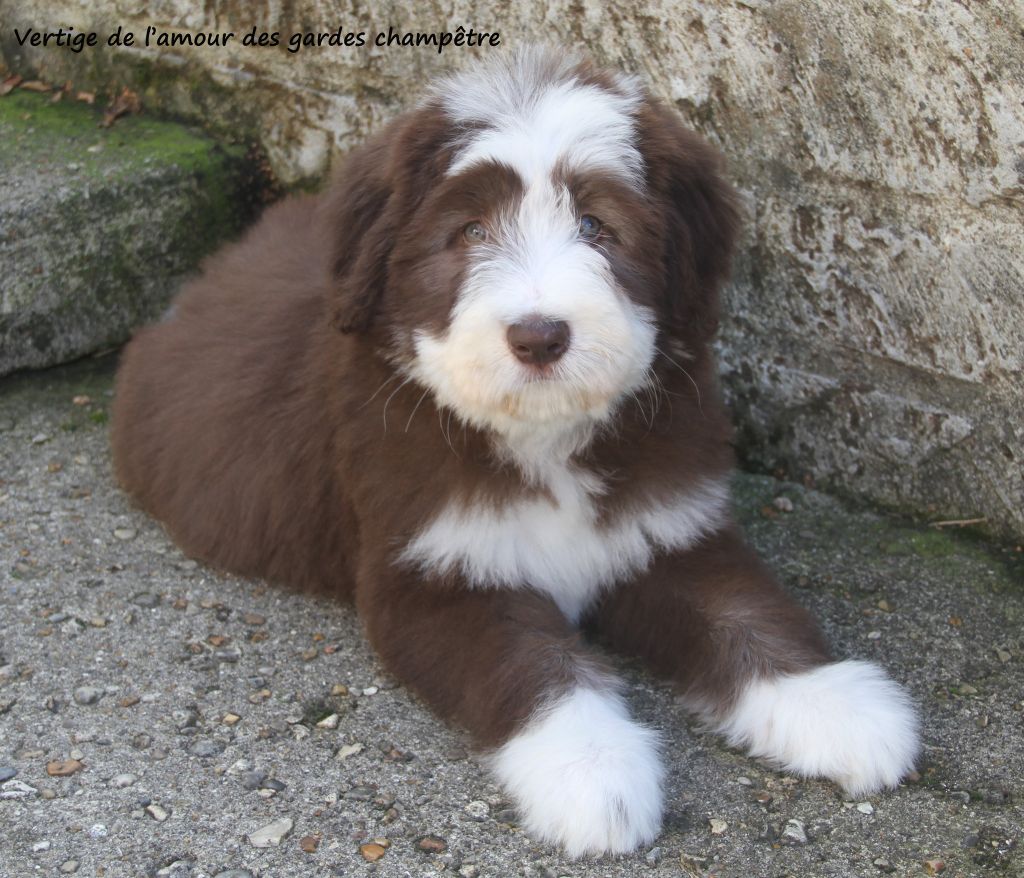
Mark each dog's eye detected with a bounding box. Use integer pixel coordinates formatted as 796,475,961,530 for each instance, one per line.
463,221,487,243
578,215,602,240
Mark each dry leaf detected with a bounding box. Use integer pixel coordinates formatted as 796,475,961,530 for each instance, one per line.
1,74,23,96
100,87,141,128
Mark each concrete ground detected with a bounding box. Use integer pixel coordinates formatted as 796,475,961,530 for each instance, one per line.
1,355,1021,878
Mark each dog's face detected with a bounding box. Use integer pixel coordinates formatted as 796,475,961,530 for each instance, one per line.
327,49,738,443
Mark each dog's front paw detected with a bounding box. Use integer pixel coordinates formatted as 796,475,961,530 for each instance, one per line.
489,686,664,857
719,659,920,797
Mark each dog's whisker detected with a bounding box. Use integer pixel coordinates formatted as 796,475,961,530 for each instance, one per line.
628,389,652,432
405,386,431,433
655,345,704,416
382,376,413,432
361,372,401,409
438,407,461,459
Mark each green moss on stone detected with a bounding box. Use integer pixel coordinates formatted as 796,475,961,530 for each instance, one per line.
0,89,243,184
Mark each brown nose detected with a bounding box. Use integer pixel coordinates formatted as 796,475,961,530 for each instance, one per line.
507,318,570,365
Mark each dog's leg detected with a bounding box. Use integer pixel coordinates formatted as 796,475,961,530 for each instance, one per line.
588,528,919,796
357,584,663,857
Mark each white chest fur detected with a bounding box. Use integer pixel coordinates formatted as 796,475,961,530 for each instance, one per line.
399,466,731,622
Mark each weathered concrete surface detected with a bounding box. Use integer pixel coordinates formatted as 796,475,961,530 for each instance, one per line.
1,1,1022,538
0,89,263,376
1,357,1022,877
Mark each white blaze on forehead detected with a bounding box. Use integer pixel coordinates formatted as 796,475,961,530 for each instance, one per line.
438,51,644,187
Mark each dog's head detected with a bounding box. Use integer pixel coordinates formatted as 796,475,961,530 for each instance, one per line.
325,48,739,443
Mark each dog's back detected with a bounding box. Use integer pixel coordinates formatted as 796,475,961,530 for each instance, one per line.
111,195,357,592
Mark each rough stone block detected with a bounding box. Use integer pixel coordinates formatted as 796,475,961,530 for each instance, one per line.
0,89,261,375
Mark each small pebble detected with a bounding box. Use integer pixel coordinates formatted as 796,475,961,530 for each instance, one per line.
299,835,320,853
113,527,137,540
645,846,663,865
331,684,349,696
736,776,752,786
213,872,254,878
111,773,136,788
923,860,946,875
772,496,794,512
189,739,225,758
240,769,268,790
708,818,728,835
359,842,388,862
247,817,293,848
781,818,809,845
88,823,108,838
132,592,161,608
316,713,339,729
867,630,882,640
857,802,875,815
362,686,379,696
336,743,363,760
0,767,16,783
1,780,38,799
464,800,490,821
31,433,51,445
155,862,192,878
995,648,1011,663
46,759,84,777
32,840,51,852
223,713,241,725
73,686,102,705
60,861,79,874
346,784,376,801
417,835,447,853
146,804,169,822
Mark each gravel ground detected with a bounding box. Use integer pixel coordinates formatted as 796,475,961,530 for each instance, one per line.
1,355,1021,878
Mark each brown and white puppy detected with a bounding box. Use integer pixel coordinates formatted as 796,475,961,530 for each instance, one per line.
111,48,919,857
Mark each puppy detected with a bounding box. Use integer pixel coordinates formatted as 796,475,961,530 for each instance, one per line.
111,47,919,857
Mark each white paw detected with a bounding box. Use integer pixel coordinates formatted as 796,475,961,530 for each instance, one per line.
717,660,920,797
489,685,664,857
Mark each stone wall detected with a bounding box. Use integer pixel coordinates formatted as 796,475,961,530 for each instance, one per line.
2,1,1021,538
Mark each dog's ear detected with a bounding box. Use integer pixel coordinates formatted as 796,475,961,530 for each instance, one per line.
637,98,741,343
323,107,451,333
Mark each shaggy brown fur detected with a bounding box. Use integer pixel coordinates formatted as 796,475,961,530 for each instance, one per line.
111,61,830,756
